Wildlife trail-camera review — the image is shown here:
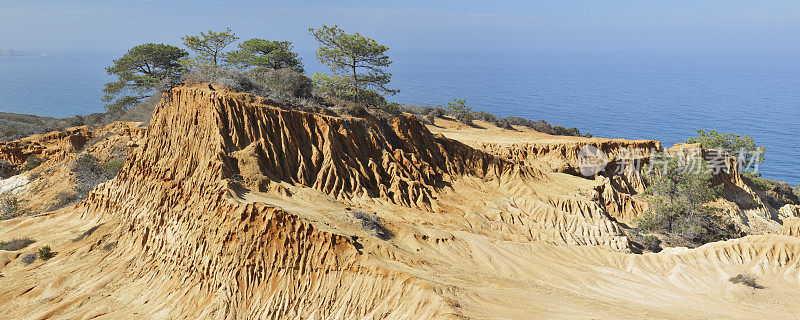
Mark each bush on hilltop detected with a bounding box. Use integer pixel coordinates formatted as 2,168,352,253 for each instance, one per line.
686,130,765,165
252,68,314,99
443,99,473,125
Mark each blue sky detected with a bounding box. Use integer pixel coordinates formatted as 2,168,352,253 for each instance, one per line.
1,0,800,56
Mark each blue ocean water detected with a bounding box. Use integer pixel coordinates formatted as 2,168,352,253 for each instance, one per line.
1,52,798,185
389,52,800,186
0,54,114,116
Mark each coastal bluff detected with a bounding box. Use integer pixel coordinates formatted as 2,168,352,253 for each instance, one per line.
1,84,800,319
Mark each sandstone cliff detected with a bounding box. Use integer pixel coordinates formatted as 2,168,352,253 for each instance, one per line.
1,85,800,319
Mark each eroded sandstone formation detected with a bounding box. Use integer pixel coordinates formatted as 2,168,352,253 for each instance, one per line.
1,84,799,319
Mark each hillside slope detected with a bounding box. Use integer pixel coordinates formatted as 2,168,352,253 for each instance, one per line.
1,84,799,319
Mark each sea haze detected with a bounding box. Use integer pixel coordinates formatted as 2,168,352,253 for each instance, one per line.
0,51,798,185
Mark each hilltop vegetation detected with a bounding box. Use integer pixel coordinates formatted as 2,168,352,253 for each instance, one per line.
91,26,587,137
1,26,587,142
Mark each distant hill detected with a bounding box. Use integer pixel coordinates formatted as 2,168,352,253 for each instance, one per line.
0,111,117,142
0,49,43,57
0,96,157,142
0,112,77,141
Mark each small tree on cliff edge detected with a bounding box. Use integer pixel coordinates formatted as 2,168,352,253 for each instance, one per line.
686,129,767,188
309,25,398,102
442,99,473,125
103,43,188,112
638,154,737,244
686,130,765,166
182,28,239,70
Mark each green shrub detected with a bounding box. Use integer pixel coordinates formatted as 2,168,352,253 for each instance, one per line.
743,171,771,191
795,184,800,200
101,160,125,178
38,245,52,261
641,234,662,252
51,190,79,211
1,128,23,140
741,175,800,208
470,111,497,123
71,153,118,197
397,104,433,115
102,241,118,251
492,117,512,129
74,153,100,173
639,154,739,244
378,103,400,115
313,72,353,97
686,130,765,165
313,73,353,100
178,68,323,110
183,67,262,93
104,93,161,123
442,99,472,125
353,90,388,108
313,73,388,108
551,125,582,136
425,114,435,125
341,105,369,118
471,111,513,129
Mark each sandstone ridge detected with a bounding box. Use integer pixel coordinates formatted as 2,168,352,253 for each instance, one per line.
1,84,800,319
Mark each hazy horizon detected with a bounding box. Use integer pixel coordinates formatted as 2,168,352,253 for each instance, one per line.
3,1,800,185
2,1,800,56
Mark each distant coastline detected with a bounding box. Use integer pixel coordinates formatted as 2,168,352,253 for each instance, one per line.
0,49,47,57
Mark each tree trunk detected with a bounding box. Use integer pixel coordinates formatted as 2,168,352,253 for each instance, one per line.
352,59,359,102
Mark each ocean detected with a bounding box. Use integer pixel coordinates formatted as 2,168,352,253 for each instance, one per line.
1,51,798,185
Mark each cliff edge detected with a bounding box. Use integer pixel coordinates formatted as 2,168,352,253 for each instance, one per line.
2,84,800,319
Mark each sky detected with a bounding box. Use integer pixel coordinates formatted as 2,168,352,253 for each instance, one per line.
2,0,800,57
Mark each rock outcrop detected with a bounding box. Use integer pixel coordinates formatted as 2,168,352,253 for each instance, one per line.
3,84,800,319
70,85,543,318
66,84,643,317
0,122,145,214
0,128,90,165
